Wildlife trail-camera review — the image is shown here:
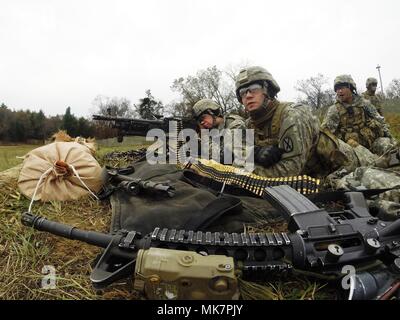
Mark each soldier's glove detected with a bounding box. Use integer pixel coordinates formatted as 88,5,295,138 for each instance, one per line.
254,145,285,168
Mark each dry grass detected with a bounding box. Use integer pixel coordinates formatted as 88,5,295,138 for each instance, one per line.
0,145,40,172
386,113,400,140
239,277,337,300
0,177,137,300
0,140,145,300
0,141,338,300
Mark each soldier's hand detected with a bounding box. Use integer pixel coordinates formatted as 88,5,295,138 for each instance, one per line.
254,145,284,167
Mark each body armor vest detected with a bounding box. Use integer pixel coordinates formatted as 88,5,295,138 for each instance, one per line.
362,92,383,115
336,103,377,149
248,102,291,147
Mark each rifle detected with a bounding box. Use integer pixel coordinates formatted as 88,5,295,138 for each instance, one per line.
92,114,197,143
21,185,400,300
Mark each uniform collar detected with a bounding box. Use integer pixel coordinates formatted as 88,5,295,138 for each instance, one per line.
337,94,361,108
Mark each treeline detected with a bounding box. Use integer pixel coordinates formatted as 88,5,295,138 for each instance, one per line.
0,104,115,143
2,65,400,143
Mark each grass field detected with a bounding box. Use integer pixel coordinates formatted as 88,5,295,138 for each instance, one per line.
0,145,41,172
0,137,341,300
0,136,150,172
0,138,151,300
3,124,400,300
386,113,400,140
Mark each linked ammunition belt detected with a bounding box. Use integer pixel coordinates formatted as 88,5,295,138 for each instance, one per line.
173,119,320,195
103,147,148,165
184,159,320,195
104,117,320,196
146,227,293,275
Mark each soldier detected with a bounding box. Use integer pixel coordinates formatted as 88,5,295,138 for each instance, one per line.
192,99,246,165
235,67,383,178
321,75,396,156
362,77,384,115
192,99,245,131
235,66,323,177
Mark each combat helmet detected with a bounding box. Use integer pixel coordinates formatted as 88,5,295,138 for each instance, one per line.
192,99,222,119
235,66,280,103
334,74,357,93
366,77,378,88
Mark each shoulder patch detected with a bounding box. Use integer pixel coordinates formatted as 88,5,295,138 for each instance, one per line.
282,137,294,153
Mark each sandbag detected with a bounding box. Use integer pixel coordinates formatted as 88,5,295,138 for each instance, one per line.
18,142,103,201
108,161,281,235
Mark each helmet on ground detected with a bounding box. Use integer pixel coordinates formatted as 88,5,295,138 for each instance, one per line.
235,66,280,102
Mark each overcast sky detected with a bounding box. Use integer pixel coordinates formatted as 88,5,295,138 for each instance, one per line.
1,0,399,118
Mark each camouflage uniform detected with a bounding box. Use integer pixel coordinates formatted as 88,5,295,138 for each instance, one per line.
362,77,384,115
320,75,400,217
210,113,246,165
362,91,384,115
192,99,246,165
332,167,400,218
321,94,393,155
236,69,383,178
235,66,355,177
246,100,320,177
218,114,246,131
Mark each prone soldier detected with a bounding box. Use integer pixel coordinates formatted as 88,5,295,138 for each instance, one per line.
192,99,245,131
192,99,246,165
235,67,381,178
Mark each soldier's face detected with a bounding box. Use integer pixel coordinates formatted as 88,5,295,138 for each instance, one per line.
242,89,266,112
336,86,353,103
369,84,377,93
199,114,214,129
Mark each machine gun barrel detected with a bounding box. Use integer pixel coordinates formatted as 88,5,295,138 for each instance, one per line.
92,114,197,142
93,114,165,125
21,212,112,248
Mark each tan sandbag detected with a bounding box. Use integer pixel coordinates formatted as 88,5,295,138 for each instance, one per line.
18,142,103,201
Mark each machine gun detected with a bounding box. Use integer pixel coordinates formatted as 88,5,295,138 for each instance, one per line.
92,114,197,143
21,185,400,300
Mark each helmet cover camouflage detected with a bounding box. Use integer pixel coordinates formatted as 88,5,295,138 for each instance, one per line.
192,99,222,118
334,74,357,92
235,66,280,102
366,77,378,87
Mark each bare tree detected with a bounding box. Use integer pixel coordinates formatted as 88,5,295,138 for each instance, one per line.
224,61,251,82
164,100,193,118
295,74,335,110
92,95,135,117
171,65,243,115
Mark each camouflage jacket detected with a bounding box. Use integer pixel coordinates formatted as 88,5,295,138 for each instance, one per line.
205,114,246,165
246,101,320,177
218,114,246,130
362,91,384,115
321,95,392,150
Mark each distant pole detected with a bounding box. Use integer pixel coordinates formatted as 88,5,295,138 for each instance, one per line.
376,64,384,95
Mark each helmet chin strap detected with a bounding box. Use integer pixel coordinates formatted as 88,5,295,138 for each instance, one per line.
199,110,218,128
211,114,217,127
249,95,277,127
